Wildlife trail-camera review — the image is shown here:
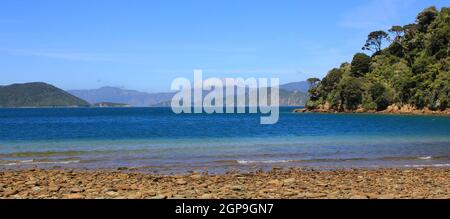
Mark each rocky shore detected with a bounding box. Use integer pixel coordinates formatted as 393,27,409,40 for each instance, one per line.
294,104,450,115
0,167,448,199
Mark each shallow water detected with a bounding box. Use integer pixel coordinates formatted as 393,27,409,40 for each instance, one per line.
0,107,449,173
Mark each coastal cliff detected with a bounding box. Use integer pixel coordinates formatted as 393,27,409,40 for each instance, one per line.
294,103,450,115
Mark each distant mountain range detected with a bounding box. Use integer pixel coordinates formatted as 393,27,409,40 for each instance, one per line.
68,81,310,107
0,82,90,107
150,88,308,107
0,81,310,108
279,81,309,93
68,86,174,107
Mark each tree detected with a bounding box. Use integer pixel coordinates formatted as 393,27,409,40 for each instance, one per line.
402,23,420,42
389,25,405,39
350,53,371,77
426,7,450,59
428,27,449,58
304,6,449,112
430,69,450,110
308,87,320,101
388,26,407,50
362,31,389,54
417,6,438,32
337,77,363,110
389,61,414,104
307,77,321,88
410,89,427,109
369,83,391,110
321,68,343,93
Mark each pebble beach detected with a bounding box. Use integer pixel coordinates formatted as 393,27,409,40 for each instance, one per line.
1,167,448,199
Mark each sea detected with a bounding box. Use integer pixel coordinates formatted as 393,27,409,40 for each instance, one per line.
0,107,449,173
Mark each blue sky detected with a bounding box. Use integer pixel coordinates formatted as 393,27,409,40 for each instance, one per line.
0,0,447,92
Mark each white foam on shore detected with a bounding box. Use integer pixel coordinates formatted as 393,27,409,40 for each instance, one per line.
404,163,450,167
237,160,292,164
1,160,80,166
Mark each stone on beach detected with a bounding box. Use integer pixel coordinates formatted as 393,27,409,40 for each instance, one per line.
0,168,449,199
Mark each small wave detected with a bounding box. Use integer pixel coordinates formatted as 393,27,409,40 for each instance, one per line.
1,159,80,166
404,163,450,167
0,150,88,158
237,160,293,164
418,156,432,160
213,160,239,164
0,149,148,158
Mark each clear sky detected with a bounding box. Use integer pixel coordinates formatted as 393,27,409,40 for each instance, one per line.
0,0,448,92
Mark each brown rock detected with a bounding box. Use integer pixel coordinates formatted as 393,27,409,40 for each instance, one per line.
282,178,296,186
190,174,203,180
25,180,38,186
199,194,213,199
4,189,19,196
148,194,167,199
48,186,60,192
70,187,84,193
293,108,307,113
377,194,395,199
32,186,41,192
350,195,368,199
105,191,119,197
231,185,244,191
267,179,283,187
298,192,327,198
176,179,187,185
63,193,85,199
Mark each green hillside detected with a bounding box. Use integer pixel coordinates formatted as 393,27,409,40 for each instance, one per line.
0,82,90,107
306,6,449,113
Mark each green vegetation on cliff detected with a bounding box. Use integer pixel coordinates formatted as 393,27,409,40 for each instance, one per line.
307,6,449,112
0,82,90,107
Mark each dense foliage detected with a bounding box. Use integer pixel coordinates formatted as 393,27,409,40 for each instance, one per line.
0,82,90,107
307,6,449,112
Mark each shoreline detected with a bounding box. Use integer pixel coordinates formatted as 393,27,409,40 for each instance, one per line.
1,167,448,199
293,108,450,116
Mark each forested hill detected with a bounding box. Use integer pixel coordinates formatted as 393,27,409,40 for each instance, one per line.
306,6,449,113
0,82,90,107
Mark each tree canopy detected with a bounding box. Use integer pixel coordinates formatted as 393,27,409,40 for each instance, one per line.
362,31,389,54
350,53,371,77
307,77,321,88
306,6,449,112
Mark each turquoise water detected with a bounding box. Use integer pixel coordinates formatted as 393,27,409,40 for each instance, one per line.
0,107,449,173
